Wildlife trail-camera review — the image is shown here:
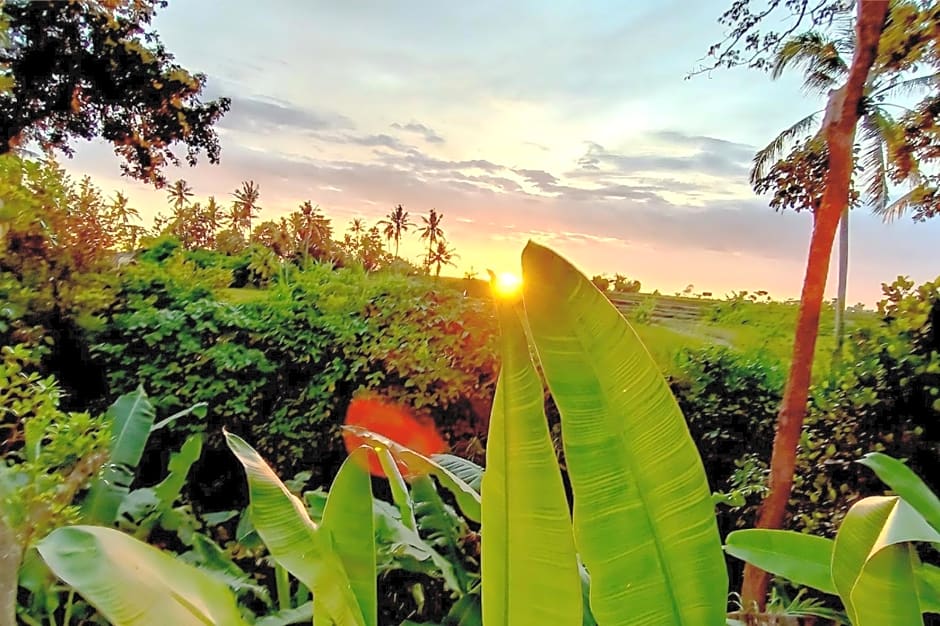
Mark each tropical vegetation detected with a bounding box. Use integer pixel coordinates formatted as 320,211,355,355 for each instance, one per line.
2,0,939,624
700,0,940,609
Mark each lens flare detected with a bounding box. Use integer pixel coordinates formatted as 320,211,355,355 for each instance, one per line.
342,396,446,477
492,271,523,298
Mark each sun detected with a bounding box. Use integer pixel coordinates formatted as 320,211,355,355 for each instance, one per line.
492,271,523,298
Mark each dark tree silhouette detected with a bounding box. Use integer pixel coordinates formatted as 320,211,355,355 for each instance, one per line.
381,204,413,258
0,0,230,185
419,208,445,269
230,180,261,239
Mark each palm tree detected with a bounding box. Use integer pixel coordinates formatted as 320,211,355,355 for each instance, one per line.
752,21,937,352
740,2,938,609
199,196,222,248
230,180,261,239
379,219,396,253
108,191,142,250
419,208,445,268
428,239,458,277
253,219,292,258
348,218,365,237
110,191,139,222
204,196,221,231
380,204,413,258
166,179,193,213
292,201,331,261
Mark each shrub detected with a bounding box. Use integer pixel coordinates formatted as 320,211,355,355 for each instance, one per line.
88,256,499,483
590,275,610,291
673,347,783,484
670,346,784,532
671,276,940,541
0,344,109,545
629,294,657,325
612,273,641,293
792,276,940,536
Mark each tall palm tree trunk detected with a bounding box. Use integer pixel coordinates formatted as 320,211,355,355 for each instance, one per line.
741,1,888,612
834,206,849,356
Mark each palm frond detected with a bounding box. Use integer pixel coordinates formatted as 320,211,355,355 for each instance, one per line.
872,104,924,186
874,188,917,223
771,31,848,94
751,111,822,183
832,18,857,57
872,71,940,101
859,115,890,212
803,70,837,94
772,32,827,80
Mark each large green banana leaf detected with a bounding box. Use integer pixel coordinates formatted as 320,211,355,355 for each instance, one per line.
83,387,157,524
225,431,371,626
832,495,940,625
724,529,837,595
319,444,377,626
377,446,418,530
37,525,247,626
481,292,581,625
521,242,727,625
725,528,940,617
858,453,940,534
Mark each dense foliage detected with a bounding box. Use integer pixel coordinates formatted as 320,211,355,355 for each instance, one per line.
795,276,940,535
0,343,108,547
89,252,498,483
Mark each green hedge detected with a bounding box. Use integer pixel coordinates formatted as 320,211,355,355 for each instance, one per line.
89,252,498,482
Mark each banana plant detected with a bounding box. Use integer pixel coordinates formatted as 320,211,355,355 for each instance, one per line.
725,453,940,625
36,525,248,626
516,242,727,624
480,287,582,625
342,425,481,523
377,242,729,625
83,386,206,525
225,430,377,625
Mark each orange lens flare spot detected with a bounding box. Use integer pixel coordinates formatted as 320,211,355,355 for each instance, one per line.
342,396,446,477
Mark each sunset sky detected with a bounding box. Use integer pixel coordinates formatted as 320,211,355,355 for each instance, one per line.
66,0,938,304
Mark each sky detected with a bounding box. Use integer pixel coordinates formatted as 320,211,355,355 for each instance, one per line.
65,0,939,304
